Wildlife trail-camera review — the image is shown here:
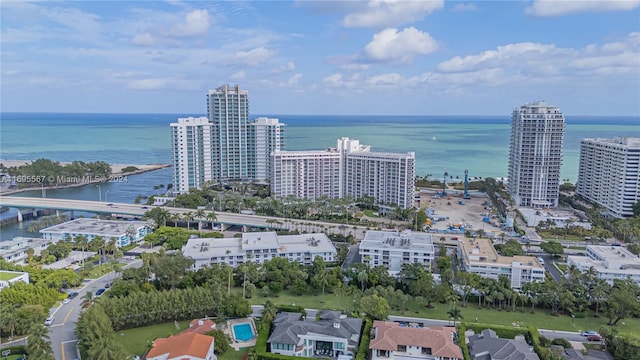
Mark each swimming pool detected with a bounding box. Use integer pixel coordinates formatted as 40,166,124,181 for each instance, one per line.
232,323,255,342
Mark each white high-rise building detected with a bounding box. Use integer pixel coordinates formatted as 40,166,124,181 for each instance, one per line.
170,117,214,193
207,84,251,181
250,117,286,182
577,137,640,218
508,101,565,208
271,137,415,209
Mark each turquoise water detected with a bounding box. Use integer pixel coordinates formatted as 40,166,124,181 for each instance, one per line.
232,323,254,341
1,113,638,181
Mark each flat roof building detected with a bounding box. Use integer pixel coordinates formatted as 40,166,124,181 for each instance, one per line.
0,270,30,292
0,237,51,264
182,232,337,271
567,245,640,285
508,101,564,208
577,137,640,218
39,218,150,248
457,237,545,289
359,230,435,276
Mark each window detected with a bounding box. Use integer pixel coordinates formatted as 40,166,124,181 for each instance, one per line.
397,345,407,352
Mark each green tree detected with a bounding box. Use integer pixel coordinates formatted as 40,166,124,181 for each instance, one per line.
446,307,463,327
540,241,564,257
144,207,170,229
151,253,195,290
358,294,391,320
605,279,640,325
26,323,55,359
206,329,229,355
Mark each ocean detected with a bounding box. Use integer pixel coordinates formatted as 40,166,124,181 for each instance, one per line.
0,112,637,240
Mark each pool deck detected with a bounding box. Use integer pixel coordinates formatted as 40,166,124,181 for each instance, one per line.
226,318,258,350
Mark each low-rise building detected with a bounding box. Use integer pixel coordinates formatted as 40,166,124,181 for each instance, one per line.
39,218,151,247
359,230,435,276
468,329,540,360
268,311,363,359
567,245,640,285
182,232,337,271
0,270,30,291
457,238,545,289
369,321,462,360
0,237,50,264
146,331,216,360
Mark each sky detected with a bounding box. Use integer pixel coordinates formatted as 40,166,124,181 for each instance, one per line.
1,0,639,115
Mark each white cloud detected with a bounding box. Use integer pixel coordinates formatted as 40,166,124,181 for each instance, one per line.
272,61,296,73
131,9,211,46
131,33,156,46
438,42,560,72
230,71,246,80
171,9,210,37
364,27,439,64
323,73,361,88
342,0,444,28
451,3,478,12
287,73,303,86
232,47,277,66
366,73,406,87
526,0,640,16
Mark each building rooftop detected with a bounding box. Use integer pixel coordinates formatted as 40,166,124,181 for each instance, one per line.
268,311,362,347
568,245,640,273
361,230,434,251
146,331,213,360
40,218,148,237
582,136,640,148
468,329,540,360
458,237,544,268
370,321,462,360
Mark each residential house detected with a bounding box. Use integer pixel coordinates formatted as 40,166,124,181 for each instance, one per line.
369,321,462,360
468,329,540,360
268,311,363,359
145,331,215,360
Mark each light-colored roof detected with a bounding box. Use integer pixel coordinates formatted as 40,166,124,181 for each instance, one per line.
184,319,216,335
369,321,462,360
459,237,544,268
361,230,434,251
146,332,213,360
39,218,147,237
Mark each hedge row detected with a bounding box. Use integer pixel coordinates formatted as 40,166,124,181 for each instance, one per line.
457,324,471,360
354,319,373,360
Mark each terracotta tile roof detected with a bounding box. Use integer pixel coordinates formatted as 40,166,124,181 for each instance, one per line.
146,331,213,360
369,321,462,360
184,319,216,335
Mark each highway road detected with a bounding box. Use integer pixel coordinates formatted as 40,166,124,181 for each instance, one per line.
48,259,143,360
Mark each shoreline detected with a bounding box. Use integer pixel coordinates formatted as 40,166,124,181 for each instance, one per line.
0,161,171,196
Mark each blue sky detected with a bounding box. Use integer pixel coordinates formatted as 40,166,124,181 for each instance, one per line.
1,0,639,115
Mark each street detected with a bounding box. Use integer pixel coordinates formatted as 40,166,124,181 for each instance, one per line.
48,259,142,360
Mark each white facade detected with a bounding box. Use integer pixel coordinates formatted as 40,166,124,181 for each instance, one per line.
567,245,640,285
271,150,342,200
39,218,150,248
182,232,337,271
577,137,640,218
171,117,215,193
0,237,50,264
250,117,286,182
208,84,251,181
359,230,435,276
508,101,565,208
457,238,545,289
0,270,30,292
271,137,416,209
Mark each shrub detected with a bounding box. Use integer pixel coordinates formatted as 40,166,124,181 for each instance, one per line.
120,166,139,173
551,338,572,348
206,329,229,355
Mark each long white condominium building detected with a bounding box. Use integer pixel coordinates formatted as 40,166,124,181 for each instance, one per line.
567,245,640,285
577,137,640,218
182,232,337,271
249,117,286,182
359,230,435,276
271,137,415,209
171,117,214,193
208,84,251,181
508,101,564,208
457,237,545,289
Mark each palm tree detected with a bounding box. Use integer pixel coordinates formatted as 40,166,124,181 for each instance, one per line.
183,212,194,231
447,308,463,327
74,235,88,268
194,209,206,236
206,211,218,230
357,270,369,292
262,300,277,324
26,323,55,359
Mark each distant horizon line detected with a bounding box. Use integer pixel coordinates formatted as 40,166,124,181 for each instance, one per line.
2,111,639,118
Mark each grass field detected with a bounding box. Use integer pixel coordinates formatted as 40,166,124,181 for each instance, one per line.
0,271,22,281
118,320,191,357
87,262,124,279
247,290,640,336
219,347,249,360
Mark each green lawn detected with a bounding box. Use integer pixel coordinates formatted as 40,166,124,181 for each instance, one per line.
87,262,124,279
117,320,191,357
555,263,568,273
219,347,249,360
0,271,21,281
363,210,381,218
247,290,640,336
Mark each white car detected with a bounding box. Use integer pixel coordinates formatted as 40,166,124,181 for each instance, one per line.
63,298,71,304
45,316,55,326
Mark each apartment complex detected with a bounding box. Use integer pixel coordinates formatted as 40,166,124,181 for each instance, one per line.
39,218,151,248
272,137,415,209
0,237,50,264
577,137,640,218
171,86,285,191
359,230,435,276
249,117,286,182
508,101,564,208
171,117,215,193
182,232,336,271
567,245,640,285
457,237,545,289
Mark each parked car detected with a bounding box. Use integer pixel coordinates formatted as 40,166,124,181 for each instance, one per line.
581,330,598,337
45,316,55,326
95,288,106,297
68,291,79,299
105,282,112,288
63,297,71,304
587,334,602,342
